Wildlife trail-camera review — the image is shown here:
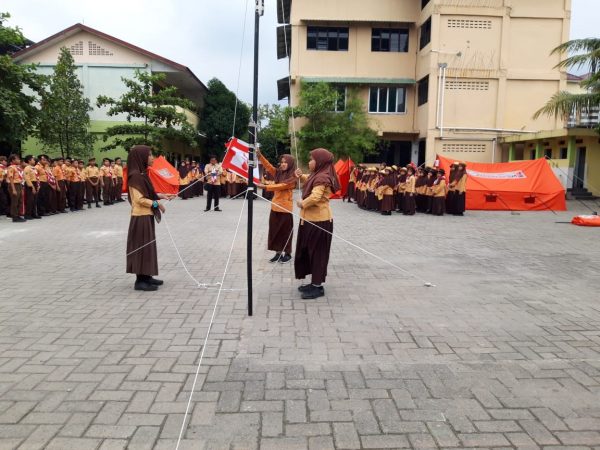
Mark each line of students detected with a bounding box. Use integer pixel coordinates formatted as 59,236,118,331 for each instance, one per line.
0,154,125,223
349,162,468,216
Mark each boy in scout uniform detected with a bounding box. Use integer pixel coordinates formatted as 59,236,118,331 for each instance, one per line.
100,158,113,205
53,157,67,213
85,158,102,208
114,157,124,202
0,156,8,217
7,154,26,222
23,155,41,220
35,155,50,216
77,160,86,210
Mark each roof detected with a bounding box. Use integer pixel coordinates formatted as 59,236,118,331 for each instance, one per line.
567,72,591,82
300,76,416,85
11,23,207,106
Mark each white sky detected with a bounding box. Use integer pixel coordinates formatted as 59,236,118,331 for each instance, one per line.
3,0,598,105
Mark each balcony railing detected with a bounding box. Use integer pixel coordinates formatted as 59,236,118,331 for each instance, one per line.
567,107,600,129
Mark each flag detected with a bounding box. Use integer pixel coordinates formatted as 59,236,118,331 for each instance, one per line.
222,138,260,183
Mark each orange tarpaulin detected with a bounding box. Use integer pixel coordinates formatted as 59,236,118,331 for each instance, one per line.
122,156,180,195
572,215,600,227
437,155,566,211
330,158,355,199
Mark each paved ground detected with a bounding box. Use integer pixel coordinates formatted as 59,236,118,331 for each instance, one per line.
1,194,600,450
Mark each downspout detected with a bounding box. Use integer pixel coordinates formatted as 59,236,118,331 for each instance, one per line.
439,63,447,138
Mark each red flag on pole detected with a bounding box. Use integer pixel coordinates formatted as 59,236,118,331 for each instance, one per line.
222,138,260,183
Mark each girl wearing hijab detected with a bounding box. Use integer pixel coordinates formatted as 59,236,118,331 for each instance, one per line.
425,167,436,214
446,162,459,214
294,148,340,300
178,162,190,200
415,167,427,212
395,167,407,212
126,145,174,291
454,162,468,216
256,150,297,264
431,169,447,216
377,168,395,216
403,166,417,215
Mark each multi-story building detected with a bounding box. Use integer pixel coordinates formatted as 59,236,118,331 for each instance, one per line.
277,0,571,168
12,23,206,162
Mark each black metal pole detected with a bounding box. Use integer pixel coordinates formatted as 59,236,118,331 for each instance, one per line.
248,1,262,317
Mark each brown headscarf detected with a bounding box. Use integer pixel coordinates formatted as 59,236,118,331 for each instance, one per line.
274,154,297,185
302,148,340,199
127,145,160,222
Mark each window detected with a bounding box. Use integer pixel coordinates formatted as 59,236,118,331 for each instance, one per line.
369,87,406,114
560,148,568,159
307,26,349,51
333,86,346,112
421,0,431,8
372,28,409,52
544,149,552,159
418,76,429,106
419,17,431,50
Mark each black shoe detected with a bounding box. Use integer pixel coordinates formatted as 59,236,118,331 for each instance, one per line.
214,207,222,212
88,204,92,209
134,281,158,291
204,208,210,212
301,285,325,300
269,253,281,263
279,254,292,264
13,217,26,223
32,215,42,219
298,284,312,293
96,204,101,208
149,277,164,286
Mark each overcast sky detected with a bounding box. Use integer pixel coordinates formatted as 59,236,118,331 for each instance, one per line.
4,0,598,105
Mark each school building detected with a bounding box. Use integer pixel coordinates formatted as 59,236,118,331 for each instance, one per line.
12,23,206,162
276,0,600,196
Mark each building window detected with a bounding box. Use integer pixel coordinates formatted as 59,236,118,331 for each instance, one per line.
371,28,409,52
419,17,432,50
369,87,406,114
418,76,429,106
332,86,346,112
421,0,431,8
544,149,552,159
560,148,568,159
69,41,84,56
307,26,349,51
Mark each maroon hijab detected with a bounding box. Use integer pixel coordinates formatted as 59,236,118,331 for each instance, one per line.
275,154,297,184
302,148,340,199
127,145,160,221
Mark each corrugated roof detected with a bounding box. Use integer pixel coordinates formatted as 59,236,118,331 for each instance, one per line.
301,77,416,85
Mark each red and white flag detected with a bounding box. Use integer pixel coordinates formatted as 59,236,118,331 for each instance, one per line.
222,138,260,183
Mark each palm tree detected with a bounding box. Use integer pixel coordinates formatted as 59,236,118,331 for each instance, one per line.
534,38,600,130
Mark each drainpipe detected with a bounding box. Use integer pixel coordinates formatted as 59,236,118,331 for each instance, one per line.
439,63,448,138
492,137,497,163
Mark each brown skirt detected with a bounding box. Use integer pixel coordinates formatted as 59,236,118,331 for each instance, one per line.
126,215,158,276
455,192,466,214
294,219,333,285
380,194,395,213
268,210,293,254
432,197,445,216
403,192,416,215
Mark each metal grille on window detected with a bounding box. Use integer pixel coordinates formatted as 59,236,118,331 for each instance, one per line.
445,80,490,91
69,41,83,55
447,19,492,29
88,41,113,56
442,143,486,153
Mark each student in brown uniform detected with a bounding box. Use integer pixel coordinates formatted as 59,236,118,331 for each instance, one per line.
446,162,459,215
0,156,9,217
376,168,395,216
23,155,41,220
126,145,174,291
403,166,417,215
345,164,357,203
395,167,407,212
294,148,340,300
453,162,468,216
256,150,297,264
425,167,436,214
35,155,50,216
100,158,113,206
45,160,58,214
114,157,124,202
7,154,26,222
414,167,427,213
85,158,102,208
53,157,67,213
76,160,86,210
431,169,447,216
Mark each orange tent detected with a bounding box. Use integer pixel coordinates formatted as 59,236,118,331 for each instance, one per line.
437,155,566,211
572,215,600,227
330,158,355,199
122,156,180,195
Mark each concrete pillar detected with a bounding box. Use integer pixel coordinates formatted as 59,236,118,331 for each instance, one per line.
411,140,419,165
535,141,544,159
508,143,516,162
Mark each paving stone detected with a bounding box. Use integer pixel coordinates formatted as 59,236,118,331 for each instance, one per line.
332,422,360,449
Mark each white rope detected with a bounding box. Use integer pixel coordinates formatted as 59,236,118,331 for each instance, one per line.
175,197,248,450
232,0,252,137
255,192,435,287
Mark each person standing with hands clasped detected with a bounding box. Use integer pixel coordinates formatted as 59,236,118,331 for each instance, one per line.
126,145,175,292
204,155,223,212
293,148,340,300
255,149,297,264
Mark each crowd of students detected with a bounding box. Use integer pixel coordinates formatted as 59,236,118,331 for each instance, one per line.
346,162,468,216
0,154,125,223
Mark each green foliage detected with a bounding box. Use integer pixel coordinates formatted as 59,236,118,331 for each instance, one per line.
201,78,251,157
294,82,379,162
97,69,198,152
0,12,48,149
258,103,292,161
37,47,94,158
535,38,600,134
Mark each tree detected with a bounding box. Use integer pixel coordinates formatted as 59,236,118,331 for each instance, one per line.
257,103,292,161
534,38,600,133
201,78,251,157
37,47,94,158
0,12,47,150
294,82,379,162
96,70,198,152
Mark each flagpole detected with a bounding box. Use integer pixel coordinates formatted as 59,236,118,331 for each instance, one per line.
248,0,263,317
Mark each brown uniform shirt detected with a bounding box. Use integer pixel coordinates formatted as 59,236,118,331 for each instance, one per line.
299,175,333,222
7,165,24,184
86,166,100,178
54,165,65,181
35,164,48,182
114,165,123,178
23,165,37,188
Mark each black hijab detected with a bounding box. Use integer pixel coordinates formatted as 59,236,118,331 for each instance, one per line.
127,145,160,222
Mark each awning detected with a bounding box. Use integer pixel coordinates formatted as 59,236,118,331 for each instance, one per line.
277,77,291,101
276,25,291,60
301,77,416,85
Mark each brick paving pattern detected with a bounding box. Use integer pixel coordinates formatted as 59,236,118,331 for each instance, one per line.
1,196,600,449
